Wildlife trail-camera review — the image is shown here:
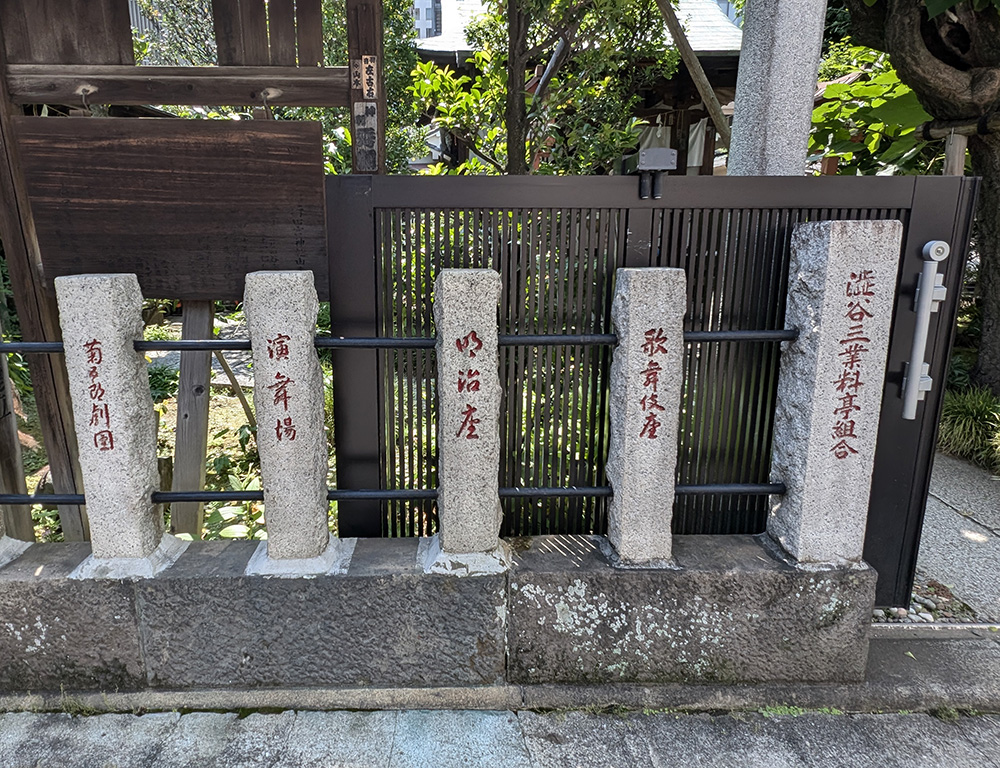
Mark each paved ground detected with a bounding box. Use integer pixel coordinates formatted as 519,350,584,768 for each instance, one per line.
2,710,1000,768
920,453,1000,621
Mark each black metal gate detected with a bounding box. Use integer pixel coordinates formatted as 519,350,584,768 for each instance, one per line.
327,174,978,606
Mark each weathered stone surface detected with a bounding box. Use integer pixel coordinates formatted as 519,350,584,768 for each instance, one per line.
0,543,144,691
55,274,162,561
136,539,507,688
606,268,686,565
769,221,903,564
244,271,331,561
508,535,875,684
728,0,826,176
434,269,503,554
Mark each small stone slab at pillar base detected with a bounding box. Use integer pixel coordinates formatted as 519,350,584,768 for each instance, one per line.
0,536,30,569
245,535,356,578
69,534,188,580
418,535,512,577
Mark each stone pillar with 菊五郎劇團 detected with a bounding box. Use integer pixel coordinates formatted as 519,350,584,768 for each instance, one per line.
56,273,187,578
768,220,903,565
243,270,354,576
605,267,687,567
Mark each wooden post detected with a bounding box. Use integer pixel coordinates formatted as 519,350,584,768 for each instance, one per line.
347,0,386,174
0,41,86,540
0,309,32,541
944,132,967,177
169,300,214,537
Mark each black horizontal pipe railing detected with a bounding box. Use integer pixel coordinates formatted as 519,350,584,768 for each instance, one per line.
0,329,798,355
0,483,786,507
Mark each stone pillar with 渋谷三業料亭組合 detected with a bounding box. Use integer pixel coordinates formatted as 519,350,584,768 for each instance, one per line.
243,270,355,577
768,220,903,565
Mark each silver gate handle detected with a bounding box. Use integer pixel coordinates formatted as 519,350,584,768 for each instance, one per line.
901,240,950,420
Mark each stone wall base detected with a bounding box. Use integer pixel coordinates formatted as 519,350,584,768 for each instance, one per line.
0,536,874,694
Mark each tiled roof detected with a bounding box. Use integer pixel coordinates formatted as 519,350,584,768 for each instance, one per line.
416,0,742,58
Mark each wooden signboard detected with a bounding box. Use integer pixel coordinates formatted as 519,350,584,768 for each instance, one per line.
15,117,328,300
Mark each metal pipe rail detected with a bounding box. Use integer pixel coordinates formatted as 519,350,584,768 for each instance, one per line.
0,329,798,354
0,483,786,507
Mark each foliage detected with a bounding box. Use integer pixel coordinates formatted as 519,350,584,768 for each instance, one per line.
810,43,941,176
147,364,180,403
202,424,267,540
860,0,1000,16
937,386,1000,469
409,0,677,175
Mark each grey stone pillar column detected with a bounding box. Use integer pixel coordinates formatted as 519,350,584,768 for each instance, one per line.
422,269,510,575
728,0,827,176
56,274,186,578
243,271,353,576
605,268,686,567
769,221,903,564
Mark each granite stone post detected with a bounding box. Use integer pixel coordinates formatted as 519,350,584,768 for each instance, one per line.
605,268,686,566
55,274,186,578
244,271,353,576
769,221,903,565
424,269,509,575
728,0,827,176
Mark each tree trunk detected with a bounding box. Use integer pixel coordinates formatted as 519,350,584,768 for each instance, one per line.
969,133,1000,393
506,2,530,175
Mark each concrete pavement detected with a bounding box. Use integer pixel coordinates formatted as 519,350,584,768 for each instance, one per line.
921,452,1000,621
2,709,999,767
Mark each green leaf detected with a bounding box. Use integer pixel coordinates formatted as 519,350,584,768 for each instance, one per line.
868,90,931,128
219,524,249,539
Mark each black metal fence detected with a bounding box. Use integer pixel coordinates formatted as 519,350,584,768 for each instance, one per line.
328,176,923,539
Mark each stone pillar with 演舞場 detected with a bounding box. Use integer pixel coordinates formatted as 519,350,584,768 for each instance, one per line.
768,220,903,565
605,267,687,567
423,268,509,575
55,273,187,578
243,271,353,576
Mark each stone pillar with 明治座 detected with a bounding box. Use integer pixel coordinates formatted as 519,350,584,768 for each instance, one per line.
423,268,509,575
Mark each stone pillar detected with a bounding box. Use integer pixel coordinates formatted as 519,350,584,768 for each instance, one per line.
769,221,903,564
243,271,353,576
605,268,687,566
55,274,186,578
423,269,509,575
727,0,827,176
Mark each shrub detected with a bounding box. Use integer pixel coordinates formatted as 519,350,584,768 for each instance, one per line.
937,386,1000,470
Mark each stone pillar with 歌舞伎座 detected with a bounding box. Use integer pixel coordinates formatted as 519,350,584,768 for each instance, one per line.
768,220,903,565
605,267,687,567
